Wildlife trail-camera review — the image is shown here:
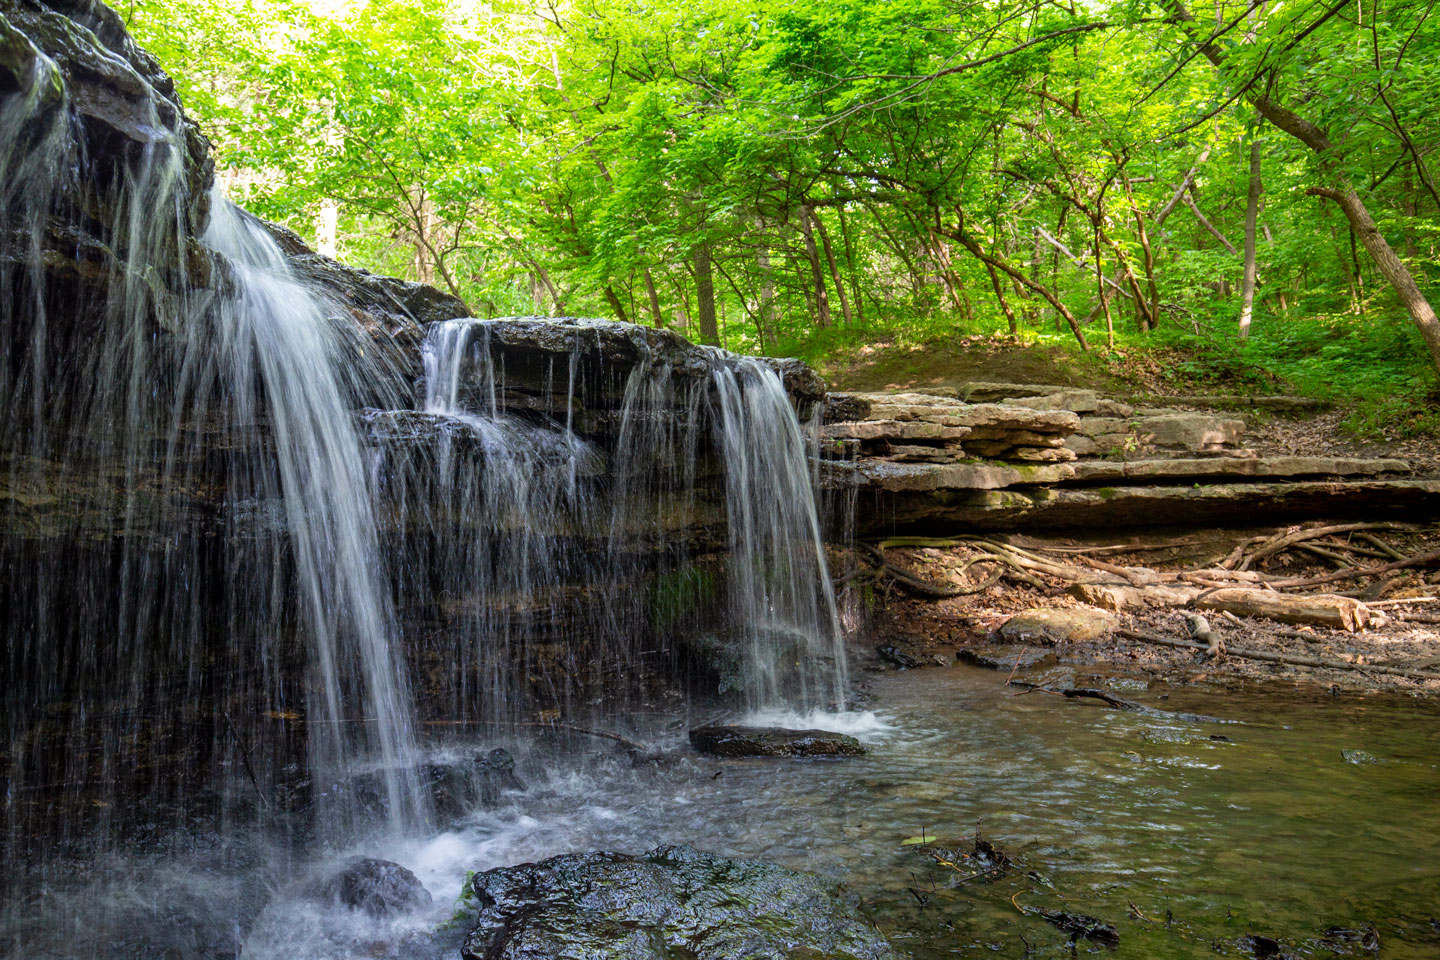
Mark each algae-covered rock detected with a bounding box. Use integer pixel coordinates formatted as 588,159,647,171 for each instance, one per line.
689,725,866,758
459,844,899,960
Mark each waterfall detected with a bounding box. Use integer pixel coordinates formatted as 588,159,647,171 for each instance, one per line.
0,12,427,865
389,319,848,724
708,356,848,711
203,199,426,834
1,7,851,953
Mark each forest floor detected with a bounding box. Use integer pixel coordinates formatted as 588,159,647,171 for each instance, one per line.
825,335,1440,699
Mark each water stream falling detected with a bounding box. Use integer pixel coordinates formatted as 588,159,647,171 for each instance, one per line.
1,12,849,950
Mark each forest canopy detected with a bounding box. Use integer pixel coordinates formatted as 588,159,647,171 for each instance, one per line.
123,0,1440,430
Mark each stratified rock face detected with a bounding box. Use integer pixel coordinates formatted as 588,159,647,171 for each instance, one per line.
822,393,1078,465
459,845,898,960
688,725,866,758
2,0,840,864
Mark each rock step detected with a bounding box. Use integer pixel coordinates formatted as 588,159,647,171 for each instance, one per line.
833,456,1413,494
852,479,1440,534
1071,457,1412,483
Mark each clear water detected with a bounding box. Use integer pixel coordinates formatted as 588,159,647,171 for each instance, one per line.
234,668,1440,959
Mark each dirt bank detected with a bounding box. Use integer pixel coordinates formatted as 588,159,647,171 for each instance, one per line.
846,523,1440,700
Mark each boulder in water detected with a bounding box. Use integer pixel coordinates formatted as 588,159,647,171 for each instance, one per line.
427,748,527,819
323,858,432,918
956,644,1054,671
689,725,865,758
458,844,898,960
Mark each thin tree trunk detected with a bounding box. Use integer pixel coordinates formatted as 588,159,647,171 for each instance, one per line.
797,205,832,328
643,268,664,328
603,284,629,323
1238,136,1262,340
535,264,565,314
948,229,1089,350
694,243,719,346
1094,232,1115,349
1183,191,1239,255
984,261,1019,334
1168,0,1440,376
812,209,853,325
836,204,865,326
757,247,775,333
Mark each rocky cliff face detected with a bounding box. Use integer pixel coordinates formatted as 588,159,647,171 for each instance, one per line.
1,0,838,866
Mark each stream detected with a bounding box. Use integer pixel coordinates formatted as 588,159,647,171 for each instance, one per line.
241,667,1440,959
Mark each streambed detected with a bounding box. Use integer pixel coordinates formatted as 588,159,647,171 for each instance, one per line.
9,666,1439,959
251,667,1440,959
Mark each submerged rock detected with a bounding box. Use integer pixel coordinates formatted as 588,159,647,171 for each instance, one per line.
689,725,865,758
458,844,898,960
322,858,432,918
426,748,527,819
956,644,1054,671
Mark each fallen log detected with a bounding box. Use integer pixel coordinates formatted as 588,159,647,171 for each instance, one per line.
1116,628,1440,682
1191,587,1379,632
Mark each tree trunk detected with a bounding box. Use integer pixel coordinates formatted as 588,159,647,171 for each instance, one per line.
694,243,719,346
836,204,865,325
949,228,1089,350
813,209,853,325
1168,0,1440,376
603,284,629,323
757,247,775,332
1311,185,1440,368
1238,137,1262,340
643,269,664,328
984,261,1019,334
797,205,832,328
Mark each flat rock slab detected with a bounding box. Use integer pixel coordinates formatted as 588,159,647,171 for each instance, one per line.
852,479,1440,534
459,844,899,960
1000,608,1117,643
852,460,1076,492
1071,456,1411,484
957,645,1055,671
689,725,866,758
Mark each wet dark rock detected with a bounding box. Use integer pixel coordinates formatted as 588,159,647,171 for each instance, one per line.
426,748,526,820
824,392,874,424
689,725,865,758
323,858,432,918
1237,934,1287,959
1316,925,1380,955
458,844,898,960
1341,749,1384,765
1037,909,1119,949
956,644,1054,671
264,220,467,337
754,356,827,417
683,626,834,700
876,643,922,669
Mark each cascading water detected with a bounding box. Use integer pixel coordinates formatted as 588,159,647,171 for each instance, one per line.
707,354,848,711
1,5,854,956
386,319,848,727
202,199,426,835
3,0,426,901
